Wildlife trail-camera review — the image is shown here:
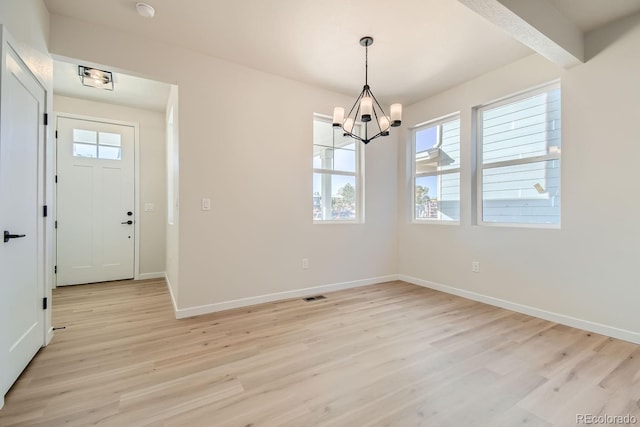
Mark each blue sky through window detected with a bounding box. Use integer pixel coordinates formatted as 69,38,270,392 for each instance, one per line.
416,126,437,153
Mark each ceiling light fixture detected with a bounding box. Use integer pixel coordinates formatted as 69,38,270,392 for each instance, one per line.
136,2,155,18
332,37,402,145
78,66,114,91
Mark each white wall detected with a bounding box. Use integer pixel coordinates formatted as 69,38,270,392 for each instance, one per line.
53,95,167,277
165,85,179,303
0,0,50,84
398,14,640,341
48,15,399,313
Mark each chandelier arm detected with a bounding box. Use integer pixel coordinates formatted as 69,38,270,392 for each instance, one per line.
365,131,385,144
345,87,366,120
344,130,365,143
372,108,382,134
367,89,387,134
368,90,388,117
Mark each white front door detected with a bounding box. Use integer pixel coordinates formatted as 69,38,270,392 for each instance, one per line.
56,117,135,286
0,32,46,409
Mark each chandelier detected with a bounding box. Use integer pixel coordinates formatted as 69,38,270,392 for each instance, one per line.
332,36,402,144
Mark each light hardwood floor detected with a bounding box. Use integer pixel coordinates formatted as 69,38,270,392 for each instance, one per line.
0,279,638,426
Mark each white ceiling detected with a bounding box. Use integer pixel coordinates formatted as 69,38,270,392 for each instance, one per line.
45,0,640,109
547,0,640,32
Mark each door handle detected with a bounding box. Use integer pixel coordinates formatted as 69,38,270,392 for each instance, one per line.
121,220,133,225
4,230,26,243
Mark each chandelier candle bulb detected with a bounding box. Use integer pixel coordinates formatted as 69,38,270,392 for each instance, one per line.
379,116,390,134
390,104,402,126
332,107,345,127
343,117,355,134
360,97,373,122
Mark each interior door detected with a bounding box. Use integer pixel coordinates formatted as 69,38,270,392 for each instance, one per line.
0,31,46,409
56,117,135,286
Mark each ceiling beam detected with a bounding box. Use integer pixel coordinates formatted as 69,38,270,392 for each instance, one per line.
458,0,584,68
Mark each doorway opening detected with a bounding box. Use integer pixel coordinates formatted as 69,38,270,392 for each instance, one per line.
52,58,174,289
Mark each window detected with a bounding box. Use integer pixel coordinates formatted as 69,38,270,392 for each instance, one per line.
313,115,362,222
478,83,561,226
72,129,122,160
412,115,461,222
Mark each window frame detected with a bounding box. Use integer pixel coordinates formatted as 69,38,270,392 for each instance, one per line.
411,113,461,224
476,82,561,229
312,113,364,224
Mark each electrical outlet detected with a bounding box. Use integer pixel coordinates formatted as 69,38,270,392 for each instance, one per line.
472,261,480,273
302,258,309,269
201,198,211,211
144,203,155,212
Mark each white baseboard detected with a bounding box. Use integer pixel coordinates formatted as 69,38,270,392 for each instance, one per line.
46,326,54,346
138,272,165,280
173,275,399,319
164,273,179,315
400,274,640,345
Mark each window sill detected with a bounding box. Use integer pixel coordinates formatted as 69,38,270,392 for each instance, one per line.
411,220,460,226
477,221,560,230
314,220,363,225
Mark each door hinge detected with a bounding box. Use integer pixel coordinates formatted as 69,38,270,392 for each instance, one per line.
55,220,58,229
55,175,58,183
54,265,57,274
43,205,48,217
43,297,48,310
44,113,48,126
55,130,58,139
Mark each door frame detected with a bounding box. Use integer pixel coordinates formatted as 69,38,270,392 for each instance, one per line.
0,26,49,405
53,113,141,287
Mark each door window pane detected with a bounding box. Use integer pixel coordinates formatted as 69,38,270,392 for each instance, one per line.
98,146,122,160
99,132,122,146
73,129,97,144
73,143,97,158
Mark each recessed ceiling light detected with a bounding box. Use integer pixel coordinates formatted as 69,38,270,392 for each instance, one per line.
136,2,155,18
